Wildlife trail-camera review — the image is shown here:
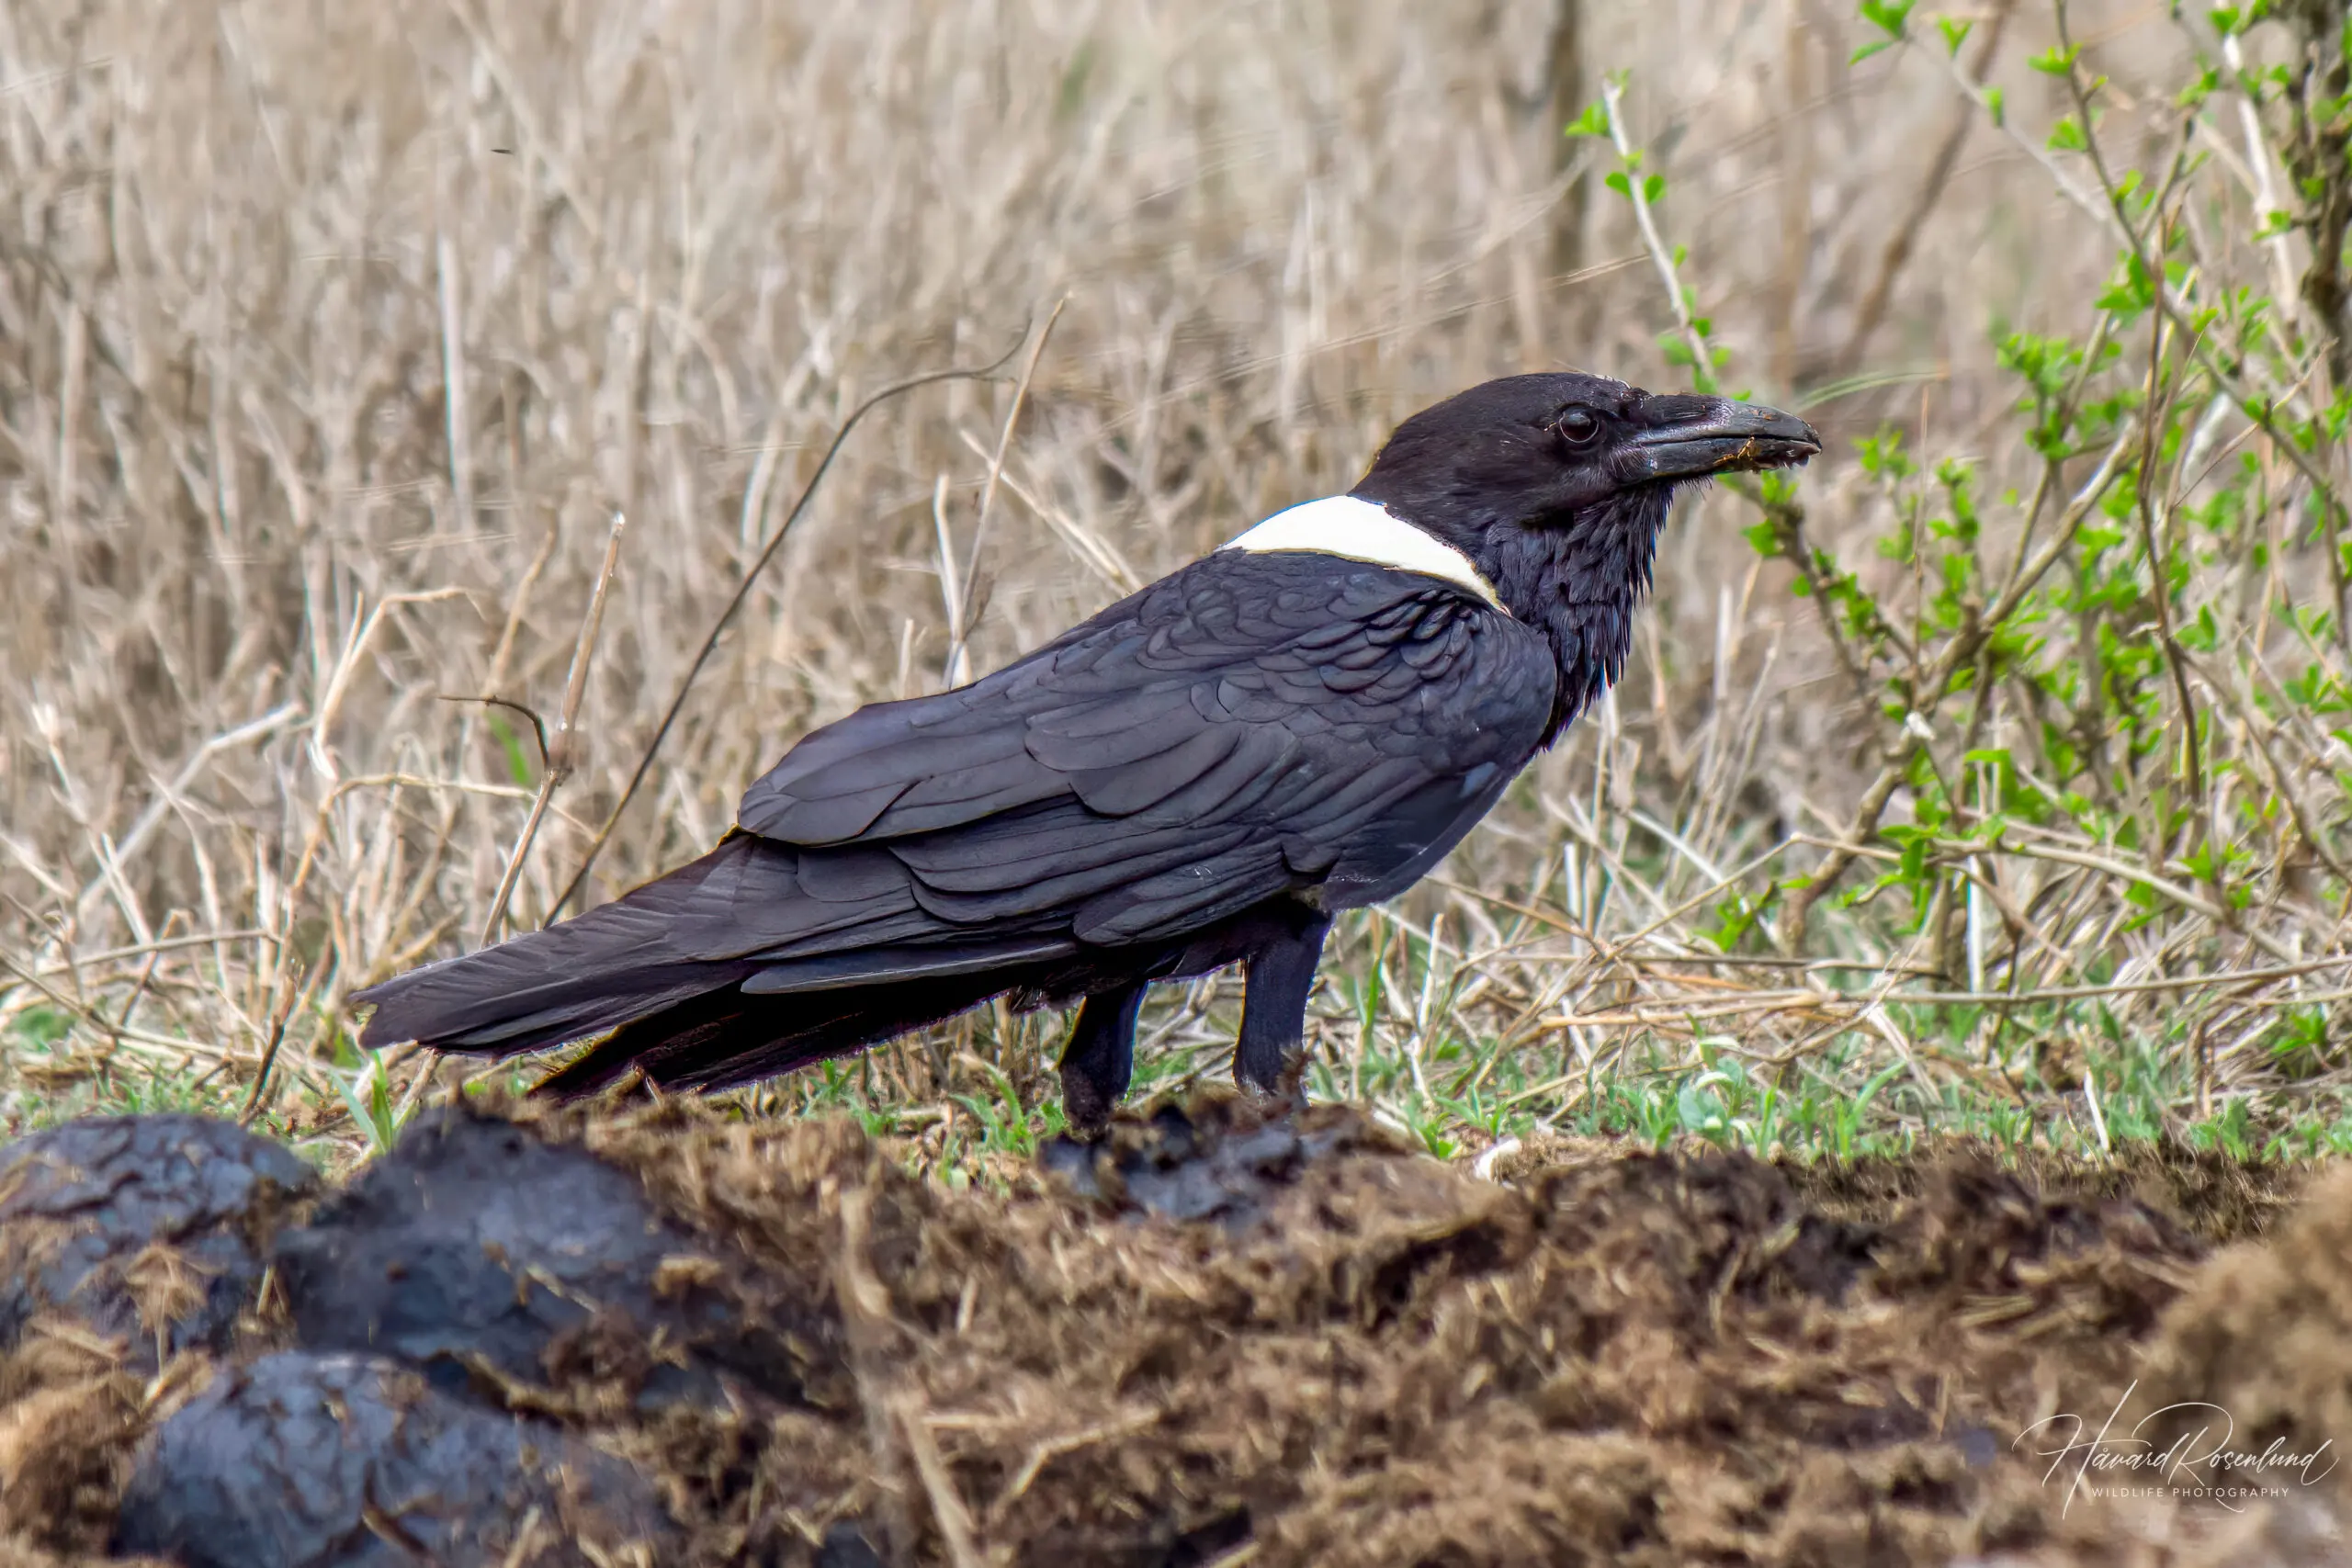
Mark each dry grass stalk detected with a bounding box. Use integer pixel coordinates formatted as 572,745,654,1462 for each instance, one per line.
480,511,626,946
0,0,2345,1161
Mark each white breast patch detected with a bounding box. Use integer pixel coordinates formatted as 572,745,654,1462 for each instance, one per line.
1218,495,1502,610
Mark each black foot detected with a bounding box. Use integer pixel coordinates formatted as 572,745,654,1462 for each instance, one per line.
1233,910,1330,1102
1058,983,1145,1137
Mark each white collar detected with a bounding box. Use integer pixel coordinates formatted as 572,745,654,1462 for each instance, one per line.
1218,495,1502,609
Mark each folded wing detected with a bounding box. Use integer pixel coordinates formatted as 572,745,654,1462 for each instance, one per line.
734,551,1556,958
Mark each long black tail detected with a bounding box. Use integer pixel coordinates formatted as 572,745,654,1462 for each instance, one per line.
351,844,761,1062
528,968,1027,1098
350,835,1069,1099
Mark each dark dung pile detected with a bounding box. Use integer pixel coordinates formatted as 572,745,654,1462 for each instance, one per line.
0,1092,2340,1567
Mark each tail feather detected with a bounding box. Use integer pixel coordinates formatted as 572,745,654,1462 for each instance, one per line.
350,844,757,1056
352,834,1084,1095
527,987,767,1099
358,962,753,1058
530,966,1026,1100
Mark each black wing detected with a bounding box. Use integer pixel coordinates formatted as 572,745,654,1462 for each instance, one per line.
707,549,1555,987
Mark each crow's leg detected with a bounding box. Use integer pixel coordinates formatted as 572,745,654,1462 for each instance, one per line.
1058,981,1147,1135
1234,912,1332,1102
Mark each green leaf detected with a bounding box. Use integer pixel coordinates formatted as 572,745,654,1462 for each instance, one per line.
483,711,535,788
338,1051,401,1156
11,1007,70,1050
2095,252,2156,313
1937,15,1973,54
2030,44,2083,75
1564,101,1611,138
1641,172,1666,205
2047,114,2088,152
1057,39,1096,120
1858,0,1916,37
1984,85,2006,125
1677,1077,1732,1144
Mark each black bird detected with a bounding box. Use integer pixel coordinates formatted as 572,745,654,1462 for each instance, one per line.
353,374,1818,1129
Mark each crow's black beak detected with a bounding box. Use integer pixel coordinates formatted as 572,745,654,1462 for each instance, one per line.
1626,398,1821,480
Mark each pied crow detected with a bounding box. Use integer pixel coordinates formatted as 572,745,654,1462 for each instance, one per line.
352,373,1819,1129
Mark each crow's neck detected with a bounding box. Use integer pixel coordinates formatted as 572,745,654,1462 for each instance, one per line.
1468,489,1674,745
1348,479,1674,745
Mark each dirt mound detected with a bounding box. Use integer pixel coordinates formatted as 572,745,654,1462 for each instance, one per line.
112,1351,673,1568
274,1111,836,1415
0,1096,2340,1566
0,1116,318,1371
2132,1166,2352,1497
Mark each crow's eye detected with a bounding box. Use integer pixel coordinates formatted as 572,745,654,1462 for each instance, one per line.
1557,408,1601,446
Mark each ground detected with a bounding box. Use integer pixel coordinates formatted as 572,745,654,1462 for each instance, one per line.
0,1093,2343,1568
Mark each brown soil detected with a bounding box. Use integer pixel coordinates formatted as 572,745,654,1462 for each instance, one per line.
0,1094,2344,1568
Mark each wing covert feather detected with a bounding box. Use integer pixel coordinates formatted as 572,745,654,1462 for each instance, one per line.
730,550,1557,949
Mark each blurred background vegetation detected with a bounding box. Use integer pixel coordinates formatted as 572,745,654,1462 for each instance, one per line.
6,0,2352,1173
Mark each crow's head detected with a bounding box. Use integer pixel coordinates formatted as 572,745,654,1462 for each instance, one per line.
1354,372,1820,526
1351,372,1820,737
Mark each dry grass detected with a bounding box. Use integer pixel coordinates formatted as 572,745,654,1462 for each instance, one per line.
3,0,2350,1167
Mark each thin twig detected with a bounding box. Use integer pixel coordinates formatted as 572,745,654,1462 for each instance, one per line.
947,296,1068,682
68,704,301,929
931,475,967,686
435,694,551,771
25,929,273,980
1838,1,2014,373
239,960,317,1126
436,233,474,531
480,512,625,945
1600,77,1711,386
546,331,1031,921
1779,412,2141,945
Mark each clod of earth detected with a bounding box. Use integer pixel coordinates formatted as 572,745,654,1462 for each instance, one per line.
273,1109,839,1413
0,1097,2343,1567
111,1350,672,1568
1037,1095,1395,1228
0,1115,318,1368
